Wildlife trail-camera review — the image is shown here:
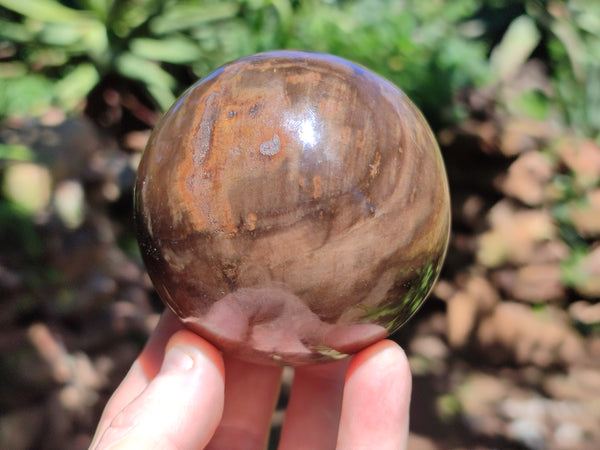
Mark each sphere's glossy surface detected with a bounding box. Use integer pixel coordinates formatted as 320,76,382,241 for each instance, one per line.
135,51,450,365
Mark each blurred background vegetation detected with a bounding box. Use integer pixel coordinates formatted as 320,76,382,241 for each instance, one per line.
1,1,599,449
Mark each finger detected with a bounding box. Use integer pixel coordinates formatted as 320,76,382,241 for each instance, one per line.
92,329,225,450
336,340,412,450
91,309,184,447
278,358,350,449
137,309,187,379
206,355,283,449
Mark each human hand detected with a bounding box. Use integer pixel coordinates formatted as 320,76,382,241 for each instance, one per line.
90,310,412,449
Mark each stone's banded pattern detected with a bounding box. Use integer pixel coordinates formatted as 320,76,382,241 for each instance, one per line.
135,51,450,365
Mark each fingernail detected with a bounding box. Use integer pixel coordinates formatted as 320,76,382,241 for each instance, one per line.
160,345,195,374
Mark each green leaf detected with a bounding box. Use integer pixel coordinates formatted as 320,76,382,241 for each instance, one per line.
0,74,54,117
561,247,596,297
75,0,111,21
55,63,100,110
146,84,177,112
150,2,240,35
0,0,84,23
514,90,550,120
567,0,600,36
107,0,162,38
38,22,87,46
0,62,27,79
0,18,34,42
130,36,203,64
0,144,35,162
490,15,541,81
115,53,176,110
115,53,176,88
26,47,68,68
551,18,586,82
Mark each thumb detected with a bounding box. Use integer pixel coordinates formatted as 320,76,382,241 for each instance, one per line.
93,330,225,450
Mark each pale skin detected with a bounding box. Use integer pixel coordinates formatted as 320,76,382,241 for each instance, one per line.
90,310,412,449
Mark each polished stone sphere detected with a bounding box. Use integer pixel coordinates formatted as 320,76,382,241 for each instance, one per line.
135,51,450,365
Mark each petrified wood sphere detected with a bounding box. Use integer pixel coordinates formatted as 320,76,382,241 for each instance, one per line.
135,51,450,365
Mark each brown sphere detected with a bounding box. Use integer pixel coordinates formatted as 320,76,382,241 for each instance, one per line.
135,51,450,365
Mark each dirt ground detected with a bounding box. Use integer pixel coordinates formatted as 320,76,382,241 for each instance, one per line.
1,76,599,449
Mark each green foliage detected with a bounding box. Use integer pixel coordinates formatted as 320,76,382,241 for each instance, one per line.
0,74,55,116
512,90,551,120
0,0,491,126
1,0,598,134
525,0,600,138
489,14,541,82
281,0,490,127
0,143,35,161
